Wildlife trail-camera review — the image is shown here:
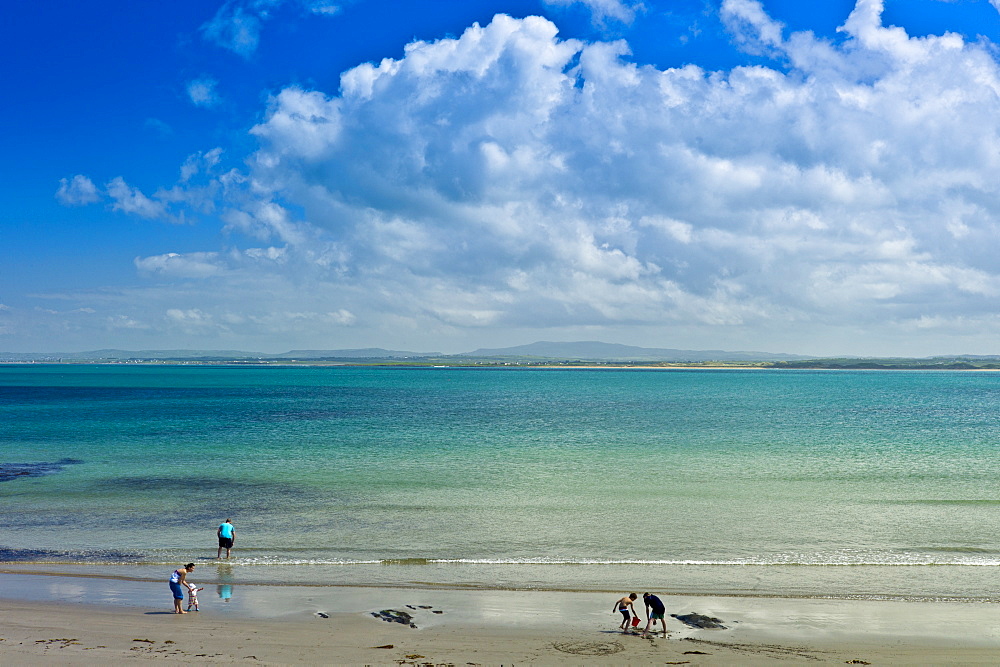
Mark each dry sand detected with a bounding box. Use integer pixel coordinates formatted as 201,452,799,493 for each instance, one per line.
2,572,1000,665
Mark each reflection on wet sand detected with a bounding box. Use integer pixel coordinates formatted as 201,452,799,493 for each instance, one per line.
217,563,233,602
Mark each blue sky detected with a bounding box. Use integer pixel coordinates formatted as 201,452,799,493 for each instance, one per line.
5,0,1000,355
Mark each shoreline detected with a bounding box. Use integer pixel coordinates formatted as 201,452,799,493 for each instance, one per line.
3,572,1000,664
6,557,1000,604
3,565,998,604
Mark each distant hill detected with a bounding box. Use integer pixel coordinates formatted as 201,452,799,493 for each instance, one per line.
460,341,814,362
271,348,437,359
0,348,437,362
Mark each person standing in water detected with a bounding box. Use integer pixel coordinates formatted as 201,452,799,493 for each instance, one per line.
217,518,235,559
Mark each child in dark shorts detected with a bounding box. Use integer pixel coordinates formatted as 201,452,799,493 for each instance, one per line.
613,593,638,633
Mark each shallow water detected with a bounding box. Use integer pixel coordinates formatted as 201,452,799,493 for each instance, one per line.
3,365,1000,599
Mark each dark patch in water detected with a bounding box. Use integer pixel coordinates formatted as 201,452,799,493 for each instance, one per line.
82,477,337,527
0,515,86,528
0,458,83,482
104,476,285,493
0,546,144,562
102,476,318,503
103,477,320,525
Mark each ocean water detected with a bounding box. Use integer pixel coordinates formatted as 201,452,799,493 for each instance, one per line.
3,364,1000,601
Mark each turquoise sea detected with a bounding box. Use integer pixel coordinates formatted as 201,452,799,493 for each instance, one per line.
3,364,1000,601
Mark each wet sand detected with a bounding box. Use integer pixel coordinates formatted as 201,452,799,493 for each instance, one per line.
2,572,1000,664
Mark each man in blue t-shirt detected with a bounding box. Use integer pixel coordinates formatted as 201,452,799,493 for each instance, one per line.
217,518,236,559
643,592,667,637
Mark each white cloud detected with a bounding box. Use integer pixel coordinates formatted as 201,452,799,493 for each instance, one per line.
187,78,221,108
721,0,785,54
180,148,224,182
326,309,355,325
106,177,171,220
165,308,228,334
545,0,643,25
839,0,963,64
135,252,225,279
37,4,1000,355
201,0,274,57
107,314,148,330
201,0,342,57
249,88,341,159
55,175,100,206
221,201,309,245
305,1,341,15
216,8,1000,352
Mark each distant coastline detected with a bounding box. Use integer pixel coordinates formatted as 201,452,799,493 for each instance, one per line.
4,358,1000,370
4,340,1000,369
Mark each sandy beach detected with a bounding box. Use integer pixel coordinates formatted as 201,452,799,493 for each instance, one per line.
3,572,1000,665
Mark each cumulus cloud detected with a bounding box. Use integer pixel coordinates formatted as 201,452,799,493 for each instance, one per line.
55,175,101,206
220,7,1000,348
58,3,1000,354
